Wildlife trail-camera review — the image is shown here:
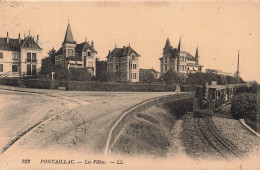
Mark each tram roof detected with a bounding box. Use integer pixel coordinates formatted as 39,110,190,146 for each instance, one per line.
207,85,226,90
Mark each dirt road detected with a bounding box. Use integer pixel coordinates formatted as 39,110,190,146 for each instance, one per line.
0,85,176,156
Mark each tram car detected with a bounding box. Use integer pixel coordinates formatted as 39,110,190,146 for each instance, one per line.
193,84,237,113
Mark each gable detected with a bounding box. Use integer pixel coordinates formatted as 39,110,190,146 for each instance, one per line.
21,36,42,50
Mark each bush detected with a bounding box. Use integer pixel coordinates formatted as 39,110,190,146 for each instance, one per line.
163,97,194,118
162,70,183,85
0,78,24,86
24,79,53,89
68,68,93,81
96,71,119,82
231,93,257,119
67,81,176,92
180,85,198,92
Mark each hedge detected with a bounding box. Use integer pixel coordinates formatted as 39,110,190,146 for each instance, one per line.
180,85,198,92
0,78,24,87
163,97,194,118
67,81,176,92
0,78,176,92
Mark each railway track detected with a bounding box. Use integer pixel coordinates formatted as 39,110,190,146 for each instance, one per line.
197,115,242,160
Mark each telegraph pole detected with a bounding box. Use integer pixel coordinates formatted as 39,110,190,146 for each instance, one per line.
237,50,240,84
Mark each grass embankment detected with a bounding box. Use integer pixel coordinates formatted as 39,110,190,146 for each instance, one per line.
110,98,193,157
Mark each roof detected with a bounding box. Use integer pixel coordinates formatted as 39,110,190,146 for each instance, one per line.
180,51,196,61
63,23,76,45
76,42,97,54
163,38,173,54
0,36,42,51
208,85,226,90
107,46,140,58
56,47,63,55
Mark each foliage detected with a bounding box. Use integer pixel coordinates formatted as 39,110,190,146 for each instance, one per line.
162,70,183,85
143,72,156,83
53,65,69,80
231,93,257,120
68,81,176,92
185,71,244,85
96,71,119,82
40,48,56,76
68,68,93,81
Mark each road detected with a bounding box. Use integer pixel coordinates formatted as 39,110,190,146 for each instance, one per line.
0,85,176,157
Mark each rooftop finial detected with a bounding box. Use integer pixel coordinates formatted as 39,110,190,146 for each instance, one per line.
115,44,117,48
129,42,130,47
29,29,31,36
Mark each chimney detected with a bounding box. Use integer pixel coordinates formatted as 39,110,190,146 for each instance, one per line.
115,44,117,48
91,40,94,47
85,37,87,42
36,35,39,44
18,33,21,43
6,32,9,43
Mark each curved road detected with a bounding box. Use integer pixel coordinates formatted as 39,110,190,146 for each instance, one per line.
0,85,176,157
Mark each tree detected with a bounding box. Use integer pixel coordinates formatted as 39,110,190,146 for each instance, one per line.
143,72,156,83
162,70,183,85
40,48,56,76
68,68,93,81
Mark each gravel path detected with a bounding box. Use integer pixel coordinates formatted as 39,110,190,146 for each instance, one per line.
212,105,260,157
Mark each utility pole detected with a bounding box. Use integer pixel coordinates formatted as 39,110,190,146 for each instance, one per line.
237,50,240,84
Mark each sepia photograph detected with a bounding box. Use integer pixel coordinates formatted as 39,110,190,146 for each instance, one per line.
0,0,259,169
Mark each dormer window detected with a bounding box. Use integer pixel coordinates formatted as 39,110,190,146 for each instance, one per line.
88,52,91,56
29,41,33,48
132,55,135,60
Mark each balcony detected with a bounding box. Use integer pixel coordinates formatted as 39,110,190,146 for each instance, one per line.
25,59,37,63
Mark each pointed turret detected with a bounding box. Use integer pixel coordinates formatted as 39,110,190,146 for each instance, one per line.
178,37,181,51
63,23,76,45
163,38,173,54
195,46,199,65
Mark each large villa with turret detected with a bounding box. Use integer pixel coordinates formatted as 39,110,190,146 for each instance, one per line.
55,23,98,76
159,38,203,75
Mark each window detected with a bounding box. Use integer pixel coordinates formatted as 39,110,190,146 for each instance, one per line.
161,67,163,72
29,41,33,48
165,65,167,71
182,65,184,71
116,64,119,71
165,57,167,63
130,73,132,79
133,64,136,69
0,64,3,72
88,61,93,67
0,52,3,59
32,53,37,62
32,65,36,75
132,55,135,60
68,49,73,56
133,73,137,79
87,52,91,56
12,65,18,72
27,64,31,75
27,53,31,62
83,56,86,68
12,53,18,60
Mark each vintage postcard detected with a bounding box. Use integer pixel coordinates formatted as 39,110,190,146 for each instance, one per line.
0,0,259,169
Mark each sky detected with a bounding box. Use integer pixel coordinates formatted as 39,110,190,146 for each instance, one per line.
0,1,259,82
